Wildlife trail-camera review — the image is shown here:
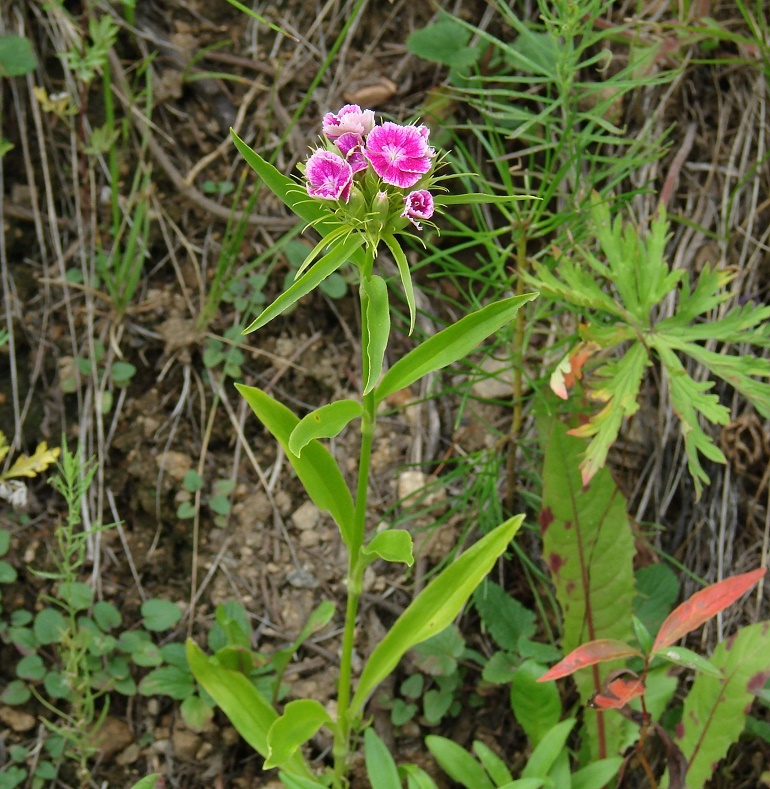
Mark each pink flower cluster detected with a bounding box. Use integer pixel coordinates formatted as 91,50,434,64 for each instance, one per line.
305,105,436,230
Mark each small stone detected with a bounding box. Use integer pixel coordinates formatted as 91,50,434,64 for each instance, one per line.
222,726,240,746
298,530,320,548
155,451,192,482
0,705,36,732
398,469,427,502
286,568,320,589
172,729,201,761
115,743,141,766
89,716,133,761
470,356,515,399
292,501,320,531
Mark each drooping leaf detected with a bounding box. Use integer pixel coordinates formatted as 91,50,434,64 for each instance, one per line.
540,418,636,759
362,530,414,566
244,234,364,333
652,567,765,653
539,640,642,682
186,640,313,779
376,294,536,404
288,399,362,457
351,515,524,713
264,700,332,769
676,621,770,789
362,274,391,394
237,384,355,547
588,672,645,709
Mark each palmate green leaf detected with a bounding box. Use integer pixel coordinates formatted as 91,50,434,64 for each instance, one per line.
288,399,362,457
350,515,524,714
541,419,635,760
236,384,355,547
244,234,364,334
529,258,621,317
362,275,390,394
568,341,649,484
663,335,770,418
676,622,770,789
652,342,728,497
264,700,333,770
375,294,536,404
185,640,313,779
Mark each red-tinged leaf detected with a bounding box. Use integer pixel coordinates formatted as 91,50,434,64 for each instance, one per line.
550,341,601,400
538,639,643,682
589,672,646,710
652,567,766,653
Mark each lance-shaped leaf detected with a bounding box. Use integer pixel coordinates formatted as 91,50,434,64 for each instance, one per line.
376,294,536,404
425,736,496,789
236,384,355,547
653,645,722,677
186,640,313,778
288,399,362,457
127,776,162,789
540,418,636,759
244,234,363,334
676,621,770,789
350,515,524,714
362,530,414,566
264,700,333,770
364,728,402,789
538,639,642,682
279,775,329,789
361,274,391,395
382,233,417,335
651,567,765,653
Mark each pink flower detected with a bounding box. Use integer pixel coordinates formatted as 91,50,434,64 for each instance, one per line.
401,190,434,229
323,104,375,140
365,122,434,189
305,149,353,201
335,132,369,173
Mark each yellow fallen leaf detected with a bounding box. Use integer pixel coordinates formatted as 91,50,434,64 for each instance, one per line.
4,442,61,479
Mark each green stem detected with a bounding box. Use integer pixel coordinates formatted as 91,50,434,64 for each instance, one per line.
332,268,378,781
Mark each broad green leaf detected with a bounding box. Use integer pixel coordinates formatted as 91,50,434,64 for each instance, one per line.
237,384,355,547
412,624,465,677
376,294,536,404
0,35,37,77
34,608,67,645
180,695,214,731
0,528,9,556
676,622,770,789
571,757,624,789
58,581,92,611
139,666,194,700
141,598,182,631
351,515,523,714
265,700,332,769
653,646,722,677
127,776,162,789
521,718,575,779
510,660,562,747
382,233,416,335
362,275,391,394
362,530,414,566
474,579,536,651
364,728,402,789
400,764,440,789
425,736,495,789
288,399,362,457
473,741,514,786
540,419,635,760
186,640,313,778
634,564,678,636
406,18,477,70
244,234,364,333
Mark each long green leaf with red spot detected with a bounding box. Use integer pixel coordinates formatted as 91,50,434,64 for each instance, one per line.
540,417,636,760
538,639,642,682
651,567,766,653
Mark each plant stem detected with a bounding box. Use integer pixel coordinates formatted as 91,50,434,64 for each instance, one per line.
333,346,377,782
